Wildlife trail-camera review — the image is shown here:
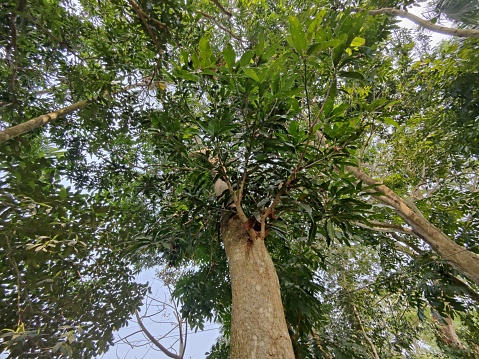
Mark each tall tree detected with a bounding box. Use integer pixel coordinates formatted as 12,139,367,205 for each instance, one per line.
1,0,479,358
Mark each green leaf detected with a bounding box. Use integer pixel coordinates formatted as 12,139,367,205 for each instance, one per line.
350,36,365,48
299,203,313,218
243,68,260,82
223,43,236,70
307,9,327,40
325,220,335,243
59,187,67,200
289,16,307,53
383,118,400,128
254,33,265,56
307,39,343,55
289,120,299,135
176,69,200,82
308,221,317,244
239,50,255,67
338,71,365,81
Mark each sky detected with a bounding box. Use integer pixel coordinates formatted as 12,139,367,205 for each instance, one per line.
100,269,221,359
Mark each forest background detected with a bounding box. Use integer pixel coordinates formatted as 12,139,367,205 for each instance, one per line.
2,0,479,358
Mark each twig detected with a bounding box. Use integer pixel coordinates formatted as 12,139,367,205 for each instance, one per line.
209,0,232,17
196,11,245,43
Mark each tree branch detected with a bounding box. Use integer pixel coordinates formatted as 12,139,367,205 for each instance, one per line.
135,311,181,359
0,99,89,143
209,0,232,17
354,220,414,235
127,0,164,54
361,7,479,38
0,83,145,143
352,304,380,359
196,11,245,43
346,164,479,286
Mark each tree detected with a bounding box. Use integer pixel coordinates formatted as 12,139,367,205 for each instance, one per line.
1,0,479,358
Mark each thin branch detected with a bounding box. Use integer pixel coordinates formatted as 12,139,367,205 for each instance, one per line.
135,311,181,359
358,124,374,168
311,328,333,359
391,233,424,255
0,102,12,108
237,157,248,208
216,155,256,239
352,304,380,359
360,7,479,38
26,16,89,64
444,274,479,304
354,220,414,235
127,0,164,54
6,237,23,326
114,330,143,345
196,11,245,42
209,0,232,17
183,319,188,359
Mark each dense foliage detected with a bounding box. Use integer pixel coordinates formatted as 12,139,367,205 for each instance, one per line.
1,0,479,358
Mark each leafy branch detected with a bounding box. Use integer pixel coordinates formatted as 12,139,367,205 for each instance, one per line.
360,7,479,38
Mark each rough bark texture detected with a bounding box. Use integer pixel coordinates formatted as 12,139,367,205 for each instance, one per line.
347,165,479,287
222,217,294,359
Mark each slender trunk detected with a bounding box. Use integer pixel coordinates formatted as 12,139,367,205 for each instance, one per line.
431,310,466,351
0,83,143,144
0,100,89,143
361,8,479,38
222,216,295,359
352,305,380,359
347,165,479,287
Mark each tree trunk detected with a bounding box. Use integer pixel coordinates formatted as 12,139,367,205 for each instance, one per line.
0,100,89,143
362,8,479,38
347,165,479,287
431,310,467,351
222,216,295,359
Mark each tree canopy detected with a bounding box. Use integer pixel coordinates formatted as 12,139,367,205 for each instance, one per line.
1,0,479,358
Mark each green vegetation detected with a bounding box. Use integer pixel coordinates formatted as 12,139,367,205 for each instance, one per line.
1,0,479,357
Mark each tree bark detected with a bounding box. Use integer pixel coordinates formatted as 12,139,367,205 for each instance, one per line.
347,165,479,287
431,310,466,351
361,8,479,38
0,100,89,143
0,83,143,144
222,216,295,359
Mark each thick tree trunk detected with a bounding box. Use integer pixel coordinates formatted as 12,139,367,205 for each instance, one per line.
347,165,479,287
222,216,295,359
